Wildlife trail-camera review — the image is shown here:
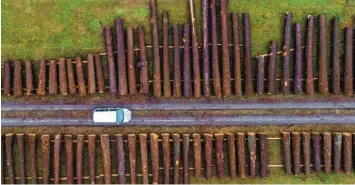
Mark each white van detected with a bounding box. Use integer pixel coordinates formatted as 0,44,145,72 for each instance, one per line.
93,108,132,123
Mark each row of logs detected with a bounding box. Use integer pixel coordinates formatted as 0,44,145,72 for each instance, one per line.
102,0,254,98
2,133,268,184
282,132,355,175
262,14,354,96
2,55,105,97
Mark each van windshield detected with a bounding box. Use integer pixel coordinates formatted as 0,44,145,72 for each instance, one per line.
116,110,124,122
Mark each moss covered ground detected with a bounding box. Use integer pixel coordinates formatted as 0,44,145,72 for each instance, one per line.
2,0,355,61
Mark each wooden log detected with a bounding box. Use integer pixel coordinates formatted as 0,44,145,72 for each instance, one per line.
173,24,182,98
294,23,302,94
37,60,47,95
226,133,237,178
232,13,241,96
28,134,37,184
333,132,342,174
66,59,77,95
332,18,340,94
16,133,26,184
201,0,210,97
41,135,50,184
247,132,256,177
162,133,171,184
104,26,117,94
301,132,311,175
5,134,14,184
183,24,192,97
319,15,329,94
244,13,253,96
210,0,222,97
150,0,161,98
204,134,213,180
87,53,96,94
183,134,190,184
259,133,268,178
138,26,149,94
13,61,23,97
323,132,332,174
54,134,62,184
1,135,3,184
116,19,128,95
172,134,181,184
193,133,202,178
189,0,201,97
268,41,277,94
257,56,265,95
282,132,292,174
139,134,149,184
237,133,246,178
162,12,172,97
312,132,321,173
126,27,137,95
25,60,34,95
64,135,74,184
95,54,105,93
116,134,126,184
100,134,112,184
292,132,301,175
344,27,353,96
75,56,87,96
282,12,291,94
3,60,11,96
221,0,231,96
215,133,225,178
343,132,352,174
150,133,159,184
128,134,137,184
88,134,96,184
48,60,57,95
58,58,68,95
76,135,84,184
306,15,315,95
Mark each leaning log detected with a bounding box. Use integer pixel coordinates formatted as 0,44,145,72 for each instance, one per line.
173,24,182,97
244,13,253,96
221,0,231,96
58,58,68,95
211,0,222,97
87,53,96,94
332,18,340,94
25,60,34,95
344,27,353,96
138,26,149,94
151,0,161,98
201,0,211,97
189,0,201,97
3,61,11,96
306,15,315,95
13,61,23,97
232,13,242,96
126,27,137,95
319,15,329,95
104,26,117,94
282,12,291,94
163,12,172,97
116,19,128,95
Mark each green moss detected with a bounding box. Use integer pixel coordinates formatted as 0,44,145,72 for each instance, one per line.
2,0,355,61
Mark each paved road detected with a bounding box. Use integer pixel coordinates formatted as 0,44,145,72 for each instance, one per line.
2,114,355,126
2,101,355,111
